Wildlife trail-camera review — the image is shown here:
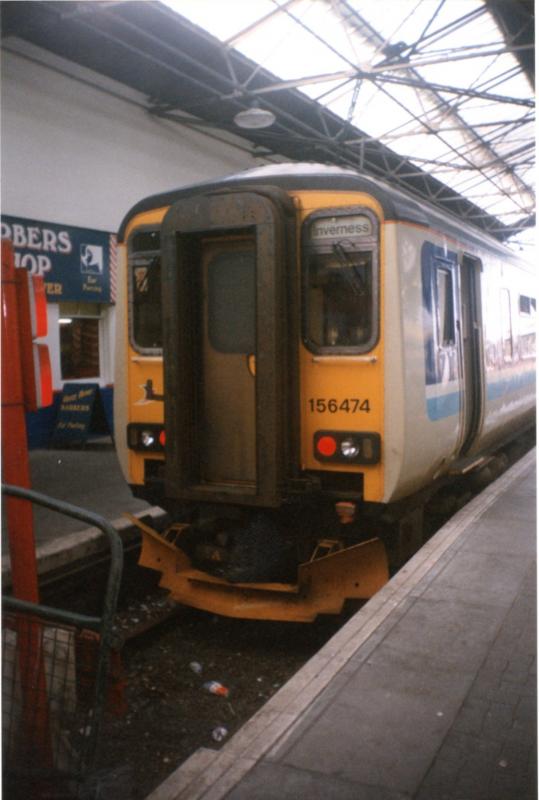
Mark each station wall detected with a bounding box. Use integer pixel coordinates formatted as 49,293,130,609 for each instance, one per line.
1,41,268,445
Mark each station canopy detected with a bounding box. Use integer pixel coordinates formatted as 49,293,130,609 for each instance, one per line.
2,0,535,246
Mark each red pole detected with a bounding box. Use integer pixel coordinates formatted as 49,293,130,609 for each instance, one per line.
1,240,52,769
1,240,40,602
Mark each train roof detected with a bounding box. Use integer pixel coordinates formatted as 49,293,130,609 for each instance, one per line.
118,162,524,261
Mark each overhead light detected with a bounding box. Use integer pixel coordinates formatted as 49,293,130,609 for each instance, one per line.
234,102,276,130
59,318,73,324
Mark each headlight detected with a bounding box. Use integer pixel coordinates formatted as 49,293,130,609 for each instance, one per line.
141,430,155,448
127,423,165,452
340,439,360,458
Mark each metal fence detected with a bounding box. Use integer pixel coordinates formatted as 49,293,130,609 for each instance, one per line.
2,484,123,799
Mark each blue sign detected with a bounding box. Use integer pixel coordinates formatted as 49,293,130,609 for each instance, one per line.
1,215,116,303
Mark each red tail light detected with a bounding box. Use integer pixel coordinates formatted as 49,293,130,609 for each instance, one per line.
316,435,337,457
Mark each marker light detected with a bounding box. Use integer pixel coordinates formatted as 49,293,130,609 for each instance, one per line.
316,435,337,457
159,429,166,447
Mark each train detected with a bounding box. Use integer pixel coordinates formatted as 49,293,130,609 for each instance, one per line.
114,162,535,621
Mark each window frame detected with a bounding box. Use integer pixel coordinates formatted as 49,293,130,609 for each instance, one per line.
301,206,380,355
500,287,513,362
128,226,162,355
519,294,536,316
434,263,456,348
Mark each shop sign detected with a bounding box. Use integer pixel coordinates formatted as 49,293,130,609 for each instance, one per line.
1,215,116,303
51,383,110,445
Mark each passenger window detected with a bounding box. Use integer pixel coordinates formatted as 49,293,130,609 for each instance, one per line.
129,229,162,351
207,248,255,353
500,288,513,361
519,295,536,315
435,267,455,346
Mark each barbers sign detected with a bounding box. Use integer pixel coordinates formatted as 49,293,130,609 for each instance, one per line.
1,215,116,303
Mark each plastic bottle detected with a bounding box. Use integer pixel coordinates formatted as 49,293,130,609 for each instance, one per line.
203,681,229,697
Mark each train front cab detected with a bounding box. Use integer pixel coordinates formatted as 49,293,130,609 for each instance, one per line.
121,185,391,621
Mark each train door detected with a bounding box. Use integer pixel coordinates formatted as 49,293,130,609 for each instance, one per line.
200,238,256,484
458,254,484,454
160,188,297,508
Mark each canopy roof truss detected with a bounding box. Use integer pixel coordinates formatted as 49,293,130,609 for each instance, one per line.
2,0,534,242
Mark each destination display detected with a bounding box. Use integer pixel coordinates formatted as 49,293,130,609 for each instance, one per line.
310,214,373,240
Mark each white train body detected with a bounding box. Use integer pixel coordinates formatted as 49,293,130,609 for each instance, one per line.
383,216,535,503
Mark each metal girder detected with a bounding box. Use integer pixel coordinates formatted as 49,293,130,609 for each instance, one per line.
222,67,533,108
486,0,534,88
329,0,534,227
1,0,534,240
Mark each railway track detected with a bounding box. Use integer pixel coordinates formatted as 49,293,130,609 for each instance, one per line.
99,596,349,799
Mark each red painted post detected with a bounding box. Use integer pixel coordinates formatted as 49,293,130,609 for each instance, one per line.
1,239,52,768
1,240,40,602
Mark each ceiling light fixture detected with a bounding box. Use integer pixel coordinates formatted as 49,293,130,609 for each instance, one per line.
233,102,276,129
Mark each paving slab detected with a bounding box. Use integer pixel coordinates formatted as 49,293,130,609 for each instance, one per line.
2,446,164,582
226,763,409,800
28,447,152,543
146,450,536,800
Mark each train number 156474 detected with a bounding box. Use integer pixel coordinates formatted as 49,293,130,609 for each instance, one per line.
308,398,371,413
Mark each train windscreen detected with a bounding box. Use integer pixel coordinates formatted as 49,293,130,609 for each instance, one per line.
303,210,379,353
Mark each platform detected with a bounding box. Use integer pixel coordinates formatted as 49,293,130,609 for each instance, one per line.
2,446,163,585
147,449,536,800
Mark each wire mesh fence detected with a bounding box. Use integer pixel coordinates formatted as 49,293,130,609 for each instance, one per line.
3,616,91,797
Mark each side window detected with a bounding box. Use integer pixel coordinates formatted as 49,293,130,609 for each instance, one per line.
435,266,455,347
517,294,536,360
519,295,536,315
500,288,513,361
129,229,162,352
421,241,458,387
